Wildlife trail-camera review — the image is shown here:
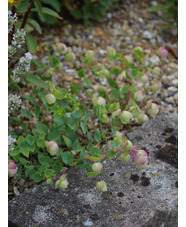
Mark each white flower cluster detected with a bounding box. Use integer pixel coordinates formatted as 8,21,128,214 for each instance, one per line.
12,29,26,48
8,135,16,152
8,29,26,60
8,94,22,115
10,52,32,83
8,10,17,33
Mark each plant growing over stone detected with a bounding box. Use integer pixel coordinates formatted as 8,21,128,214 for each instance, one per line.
8,28,167,192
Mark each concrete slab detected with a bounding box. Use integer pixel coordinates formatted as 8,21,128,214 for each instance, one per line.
8,112,178,227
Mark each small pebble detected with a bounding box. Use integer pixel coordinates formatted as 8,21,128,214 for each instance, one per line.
167,86,177,92
143,31,154,39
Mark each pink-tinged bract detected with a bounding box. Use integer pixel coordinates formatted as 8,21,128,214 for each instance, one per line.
120,153,131,162
55,174,69,189
96,180,107,192
85,50,95,61
120,111,133,124
92,162,103,172
97,97,106,106
56,43,68,55
114,131,123,142
137,112,149,124
8,160,18,177
158,46,168,58
141,74,149,83
46,141,59,156
147,103,159,116
112,109,121,118
45,94,56,105
134,91,145,102
132,150,148,168
106,46,116,57
65,52,76,62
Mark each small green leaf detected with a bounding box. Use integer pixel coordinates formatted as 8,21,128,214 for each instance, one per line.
59,88,68,98
48,126,61,141
32,7,63,19
26,134,35,145
38,131,46,139
87,170,103,177
92,65,99,76
21,109,33,119
26,34,37,53
131,69,138,78
126,70,132,81
75,158,84,168
33,172,44,182
17,136,26,147
40,0,61,12
97,87,109,99
52,160,63,173
34,105,40,118
108,151,117,159
19,147,29,158
131,100,137,108
71,110,83,119
80,122,87,134
106,76,119,89
73,139,82,152
108,103,119,112
70,84,82,95
16,0,30,14
87,155,105,162
22,95,36,104
19,157,27,165
56,108,64,118
38,156,51,166
111,89,120,101
91,147,100,157
25,73,48,88
36,124,48,134
121,86,129,98
94,131,102,143
109,67,123,75
130,84,136,94
62,151,74,166
34,0,42,16
136,71,143,80
25,165,35,177
27,18,42,34
38,165,47,172
78,69,85,78
53,90,62,100
112,140,120,148
62,135,72,148
49,56,60,67
84,79,92,87
49,81,55,93
133,49,144,63
44,169,55,178
27,143,36,152
128,63,137,69
36,139,45,148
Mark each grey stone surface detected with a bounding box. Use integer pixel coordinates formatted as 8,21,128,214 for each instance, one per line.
8,112,178,227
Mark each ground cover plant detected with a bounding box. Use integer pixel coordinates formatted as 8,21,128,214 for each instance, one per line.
8,0,169,193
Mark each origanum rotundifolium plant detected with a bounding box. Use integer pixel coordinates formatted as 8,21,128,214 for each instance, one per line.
8,22,168,191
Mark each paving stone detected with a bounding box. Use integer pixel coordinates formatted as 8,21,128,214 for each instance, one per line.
8,112,178,227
